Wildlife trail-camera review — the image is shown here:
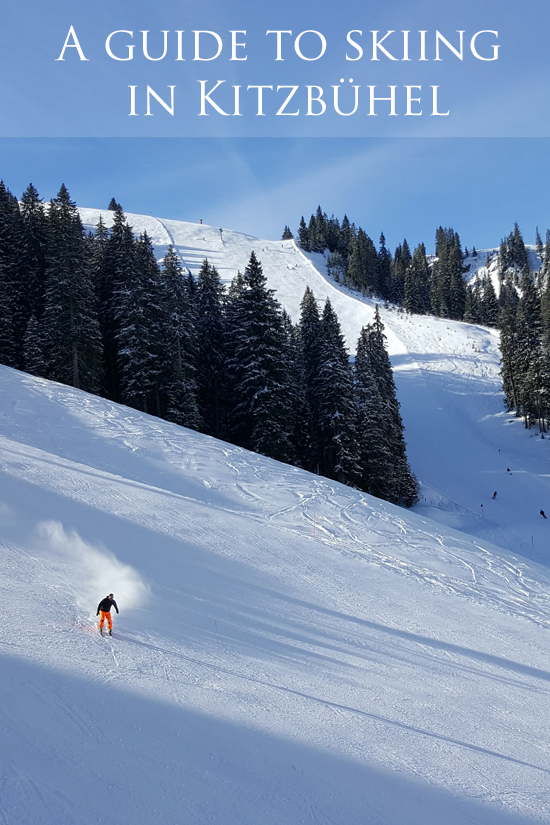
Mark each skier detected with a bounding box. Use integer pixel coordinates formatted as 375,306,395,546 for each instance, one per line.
97,593,119,635
540,510,547,519
492,491,497,500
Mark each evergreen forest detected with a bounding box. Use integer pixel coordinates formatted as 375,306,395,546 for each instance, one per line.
295,207,550,432
0,182,418,507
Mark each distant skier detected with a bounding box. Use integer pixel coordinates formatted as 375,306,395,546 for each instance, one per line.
97,593,119,636
492,491,497,500
540,510,547,519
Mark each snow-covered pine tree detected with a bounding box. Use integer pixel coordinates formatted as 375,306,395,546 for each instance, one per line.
499,301,519,413
390,239,411,306
22,314,47,377
97,206,135,401
361,307,418,505
196,258,227,438
158,246,202,429
115,232,164,414
513,266,543,428
448,233,467,320
281,309,312,468
41,185,102,392
538,229,550,294
481,273,499,327
224,269,248,444
226,251,294,462
463,284,479,325
539,271,550,427
377,232,393,301
536,227,544,262
404,243,431,315
0,181,25,367
315,298,360,486
298,286,323,472
20,183,48,327
346,229,379,296
354,325,396,498
431,228,466,320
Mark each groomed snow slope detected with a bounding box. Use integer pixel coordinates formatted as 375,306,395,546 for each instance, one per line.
2,364,550,825
81,210,550,563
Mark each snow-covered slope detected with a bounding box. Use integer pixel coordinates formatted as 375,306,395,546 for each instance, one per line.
2,366,550,825
3,211,550,824
81,210,550,562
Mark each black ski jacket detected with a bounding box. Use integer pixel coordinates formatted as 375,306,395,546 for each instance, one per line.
97,597,119,615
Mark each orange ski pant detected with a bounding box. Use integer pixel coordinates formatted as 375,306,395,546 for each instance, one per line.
98,611,113,631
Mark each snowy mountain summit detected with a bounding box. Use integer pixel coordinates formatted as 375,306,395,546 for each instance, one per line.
1,211,550,825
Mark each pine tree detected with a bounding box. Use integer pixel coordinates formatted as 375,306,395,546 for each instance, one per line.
377,232,393,301
227,252,294,462
41,185,102,392
404,243,431,314
298,286,323,471
481,274,499,327
358,308,418,504
196,258,226,437
23,314,47,377
159,246,202,429
0,181,24,367
514,266,543,427
315,299,360,485
115,232,164,413
98,206,135,400
20,183,48,325
431,228,466,320
326,251,346,282
282,225,294,240
449,238,466,320
536,227,544,262
390,239,411,305
346,229,378,295
338,215,353,258
282,310,312,467
463,284,480,325
298,217,310,251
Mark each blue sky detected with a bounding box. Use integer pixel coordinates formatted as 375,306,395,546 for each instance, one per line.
1,0,548,138
0,1,549,254
0,138,547,254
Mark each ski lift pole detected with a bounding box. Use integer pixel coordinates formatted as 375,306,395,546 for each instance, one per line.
481,503,483,517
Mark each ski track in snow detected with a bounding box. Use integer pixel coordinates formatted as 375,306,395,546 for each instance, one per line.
1,214,550,823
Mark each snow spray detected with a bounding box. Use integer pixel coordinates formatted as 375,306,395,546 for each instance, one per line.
36,521,150,613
